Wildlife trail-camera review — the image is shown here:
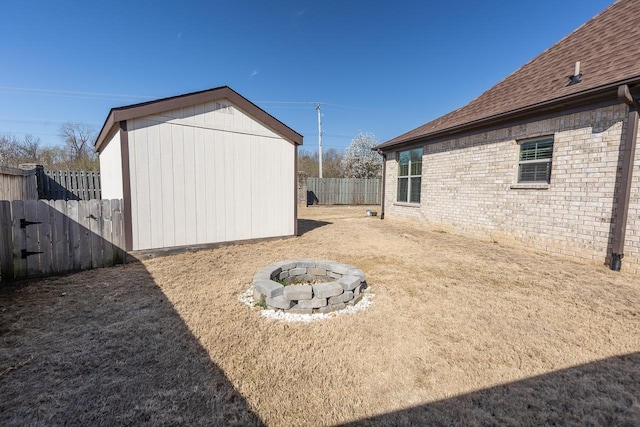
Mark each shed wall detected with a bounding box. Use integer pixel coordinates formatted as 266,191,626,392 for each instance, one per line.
99,130,123,200
384,104,640,272
127,99,295,251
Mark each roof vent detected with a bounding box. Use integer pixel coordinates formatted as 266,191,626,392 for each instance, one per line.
567,61,582,86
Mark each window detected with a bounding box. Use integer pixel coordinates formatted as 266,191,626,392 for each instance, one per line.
397,148,423,203
518,137,553,183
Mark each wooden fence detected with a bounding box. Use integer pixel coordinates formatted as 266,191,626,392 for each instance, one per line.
0,199,125,281
306,178,380,205
36,167,101,200
0,166,38,200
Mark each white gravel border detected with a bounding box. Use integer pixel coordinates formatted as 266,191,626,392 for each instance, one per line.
238,287,374,322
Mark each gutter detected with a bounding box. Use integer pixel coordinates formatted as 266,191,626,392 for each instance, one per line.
611,84,640,271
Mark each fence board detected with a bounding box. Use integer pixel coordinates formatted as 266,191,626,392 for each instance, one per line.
67,200,81,271
37,201,52,276
78,201,91,270
89,200,102,268
101,200,113,267
306,178,380,205
24,200,39,277
111,199,125,264
52,200,68,273
10,201,26,278
0,201,13,280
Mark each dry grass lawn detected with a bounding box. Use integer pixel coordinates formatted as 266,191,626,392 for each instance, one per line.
1,205,640,426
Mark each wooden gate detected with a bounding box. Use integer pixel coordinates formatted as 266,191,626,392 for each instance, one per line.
0,199,125,281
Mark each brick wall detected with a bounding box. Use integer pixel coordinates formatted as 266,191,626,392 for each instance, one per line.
384,104,640,272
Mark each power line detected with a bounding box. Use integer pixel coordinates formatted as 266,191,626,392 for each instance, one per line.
256,100,316,105
0,118,100,127
0,86,153,101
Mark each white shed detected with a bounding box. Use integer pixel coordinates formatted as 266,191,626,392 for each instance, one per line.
95,86,303,252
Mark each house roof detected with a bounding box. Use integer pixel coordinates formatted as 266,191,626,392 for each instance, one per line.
378,0,640,150
95,86,303,152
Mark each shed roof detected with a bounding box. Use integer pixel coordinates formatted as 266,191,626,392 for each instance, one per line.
378,0,640,150
95,86,303,152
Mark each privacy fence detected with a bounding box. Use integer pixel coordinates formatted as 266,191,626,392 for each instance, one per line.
0,165,101,201
0,199,125,281
0,166,38,200
35,166,101,200
306,178,380,205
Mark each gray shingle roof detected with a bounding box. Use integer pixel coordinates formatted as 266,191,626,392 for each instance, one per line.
379,0,640,149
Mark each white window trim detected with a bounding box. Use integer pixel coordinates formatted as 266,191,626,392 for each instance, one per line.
396,148,423,204
516,136,554,184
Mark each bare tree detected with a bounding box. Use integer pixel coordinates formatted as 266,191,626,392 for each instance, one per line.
0,131,99,170
298,148,345,178
59,122,96,162
15,134,42,163
0,134,20,165
298,149,319,177
321,148,344,178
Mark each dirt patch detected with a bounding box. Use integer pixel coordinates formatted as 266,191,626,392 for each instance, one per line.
2,205,640,425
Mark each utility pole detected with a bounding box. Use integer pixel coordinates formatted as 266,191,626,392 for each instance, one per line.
316,103,323,178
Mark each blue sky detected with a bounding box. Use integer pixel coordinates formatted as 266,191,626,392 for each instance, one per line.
0,0,613,154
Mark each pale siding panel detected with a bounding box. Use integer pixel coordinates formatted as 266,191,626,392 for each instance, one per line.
182,107,198,245
206,130,219,243
222,134,236,241
250,137,267,238
99,130,123,199
203,101,217,127
282,142,295,235
234,136,252,241
224,101,234,128
193,107,208,243
246,138,295,238
210,132,228,242
128,122,139,249
266,139,280,234
159,122,175,248
171,124,187,246
269,140,285,235
147,121,164,250
129,119,152,250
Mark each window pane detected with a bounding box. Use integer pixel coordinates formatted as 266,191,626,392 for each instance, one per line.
411,159,422,175
519,162,551,183
410,177,421,203
398,151,410,165
410,148,423,162
397,178,408,202
520,138,553,161
398,163,409,177
535,140,553,159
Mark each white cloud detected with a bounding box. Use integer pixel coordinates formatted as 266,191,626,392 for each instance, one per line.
250,70,259,78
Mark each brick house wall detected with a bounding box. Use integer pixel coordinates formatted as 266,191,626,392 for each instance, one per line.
384,104,640,272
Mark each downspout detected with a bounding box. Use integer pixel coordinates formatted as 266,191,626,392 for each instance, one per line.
376,149,386,219
611,84,639,271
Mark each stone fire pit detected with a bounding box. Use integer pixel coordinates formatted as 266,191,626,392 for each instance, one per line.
253,260,366,314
